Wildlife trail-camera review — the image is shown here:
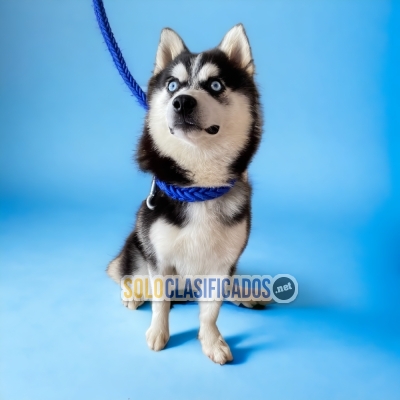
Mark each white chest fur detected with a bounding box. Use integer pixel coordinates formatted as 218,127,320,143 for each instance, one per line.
149,201,247,275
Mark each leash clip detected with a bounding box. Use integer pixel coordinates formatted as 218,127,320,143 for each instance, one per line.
146,176,156,210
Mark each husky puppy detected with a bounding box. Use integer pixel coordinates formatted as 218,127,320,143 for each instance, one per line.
107,24,262,364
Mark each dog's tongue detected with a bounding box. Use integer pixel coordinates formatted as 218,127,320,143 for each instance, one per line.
205,125,220,135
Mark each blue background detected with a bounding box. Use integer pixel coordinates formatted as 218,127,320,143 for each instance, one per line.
1,0,399,399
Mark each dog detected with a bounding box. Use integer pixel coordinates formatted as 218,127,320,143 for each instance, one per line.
107,24,262,364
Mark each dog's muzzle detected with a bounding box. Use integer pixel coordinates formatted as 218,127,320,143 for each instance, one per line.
170,94,220,135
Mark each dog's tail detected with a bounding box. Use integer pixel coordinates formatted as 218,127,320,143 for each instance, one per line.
106,255,123,283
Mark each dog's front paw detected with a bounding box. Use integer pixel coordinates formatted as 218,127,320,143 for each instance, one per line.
146,326,169,351
122,299,144,310
199,333,233,365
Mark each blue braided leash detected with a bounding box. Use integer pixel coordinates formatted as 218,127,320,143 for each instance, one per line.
93,1,236,208
156,179,236,203
92,0,148,110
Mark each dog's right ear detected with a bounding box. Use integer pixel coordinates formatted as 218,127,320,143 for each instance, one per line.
153,28,188,75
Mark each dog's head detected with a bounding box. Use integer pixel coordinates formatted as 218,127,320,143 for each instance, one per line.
139,24,262,186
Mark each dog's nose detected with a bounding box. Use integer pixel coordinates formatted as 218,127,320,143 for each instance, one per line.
173,95,197,115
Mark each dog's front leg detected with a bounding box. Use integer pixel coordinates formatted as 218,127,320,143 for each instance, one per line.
198,300,233,364
146,273,170,351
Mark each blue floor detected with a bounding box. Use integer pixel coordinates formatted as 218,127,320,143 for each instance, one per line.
1,0,399,399
1,206,400,399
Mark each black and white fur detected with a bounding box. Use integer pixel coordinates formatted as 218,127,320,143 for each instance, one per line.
107,24,262,364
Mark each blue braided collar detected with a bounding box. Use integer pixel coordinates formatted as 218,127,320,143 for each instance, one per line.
156,178,236,203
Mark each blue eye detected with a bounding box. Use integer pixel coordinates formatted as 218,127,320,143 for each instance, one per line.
168,81,178,92
210,81,222,91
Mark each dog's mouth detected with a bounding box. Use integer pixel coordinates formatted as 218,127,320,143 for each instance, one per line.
170,122,220,135
174,120,202,131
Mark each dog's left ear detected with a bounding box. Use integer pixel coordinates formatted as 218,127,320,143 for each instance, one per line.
154,28,188,75
218,24,254,75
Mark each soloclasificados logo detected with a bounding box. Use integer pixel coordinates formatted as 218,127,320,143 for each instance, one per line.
120,274,298,304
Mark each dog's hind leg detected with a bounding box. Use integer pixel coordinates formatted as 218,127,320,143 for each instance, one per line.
120,254,147,310
107,230,148,310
